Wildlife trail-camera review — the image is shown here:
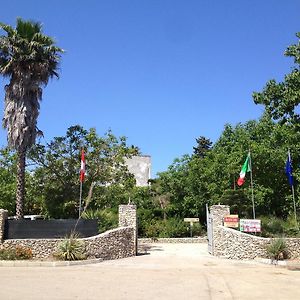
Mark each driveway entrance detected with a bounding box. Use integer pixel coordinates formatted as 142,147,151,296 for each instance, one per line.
0,243,300,299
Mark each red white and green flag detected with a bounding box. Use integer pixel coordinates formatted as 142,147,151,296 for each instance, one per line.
80,149,85,183
237,153,251,186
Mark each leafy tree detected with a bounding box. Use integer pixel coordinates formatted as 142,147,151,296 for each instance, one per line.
193,136,212,158
0,18,63,218
0,148,17,214
253,32,300,126
29,125,139,218
155,114,300,222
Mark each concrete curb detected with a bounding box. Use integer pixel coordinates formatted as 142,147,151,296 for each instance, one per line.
254,258,287,266
0,258,103,267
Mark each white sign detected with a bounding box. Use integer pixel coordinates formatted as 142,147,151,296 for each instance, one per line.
240,219,261,233
184,218,199,223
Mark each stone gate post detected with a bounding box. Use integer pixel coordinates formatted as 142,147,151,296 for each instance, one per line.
0,209,8,243
210,205,230,256
118,205,137,255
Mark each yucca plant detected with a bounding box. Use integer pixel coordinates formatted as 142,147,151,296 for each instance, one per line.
55,232,86,261
266,238,288,261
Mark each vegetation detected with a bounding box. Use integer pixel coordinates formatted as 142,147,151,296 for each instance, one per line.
0,245,33,260
0,18,63,219
55,233,86,261
266,238,288,261
0,23,299,238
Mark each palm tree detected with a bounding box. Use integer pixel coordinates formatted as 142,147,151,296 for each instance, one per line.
0,18,63,219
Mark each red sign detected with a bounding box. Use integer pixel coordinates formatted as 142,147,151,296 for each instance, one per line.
223,215,239,228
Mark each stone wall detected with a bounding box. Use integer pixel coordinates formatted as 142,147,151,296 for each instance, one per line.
210,205,300,260
0,205,137,261
2,227,135,260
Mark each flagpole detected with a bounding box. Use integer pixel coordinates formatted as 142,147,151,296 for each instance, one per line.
79,148,85,219
291,184,298,229
79,180,83,218
249,150,256,219
288,150,298,229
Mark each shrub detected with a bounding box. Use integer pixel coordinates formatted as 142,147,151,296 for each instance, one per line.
0,248,17,260
0,245,32,260
15,245,33,260
55,233,86,261
266,238,288,261
82,208,118,233
260,216,285,237
144,218,190,238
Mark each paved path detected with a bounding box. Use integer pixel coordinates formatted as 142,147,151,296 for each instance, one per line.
0,243,300,299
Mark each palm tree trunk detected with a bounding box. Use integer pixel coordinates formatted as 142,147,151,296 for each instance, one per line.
16,148,26,219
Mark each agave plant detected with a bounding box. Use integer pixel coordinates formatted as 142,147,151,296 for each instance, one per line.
266,238,288,261
56,232,86,261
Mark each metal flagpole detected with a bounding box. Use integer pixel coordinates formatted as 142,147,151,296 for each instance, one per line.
288,150,298,229
248,150,256,219
291,184,298,229
79,180,83,218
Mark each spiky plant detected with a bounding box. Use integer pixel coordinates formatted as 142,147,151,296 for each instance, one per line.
266,238,288,261
56,232,86,261
0,18,63,218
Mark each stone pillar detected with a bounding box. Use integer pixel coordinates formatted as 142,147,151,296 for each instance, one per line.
210,205,230,256
119,205,137,255
0,209,8,243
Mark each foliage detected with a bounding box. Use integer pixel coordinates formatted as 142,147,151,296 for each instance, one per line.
55,232,86,261
260,216,285,237
144,218,189,238
154,114,300,222
0,245,32,260
193,136,212,158
0,18,63,218
266,238,288,261
220,190,252,218
82,208,118,233
28,125,139,218
253,32,300,126
260,215,300,237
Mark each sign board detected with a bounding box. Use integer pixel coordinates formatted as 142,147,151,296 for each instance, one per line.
223,215,239,228
240,219,261,233
184,218,199,237
184,218,199,223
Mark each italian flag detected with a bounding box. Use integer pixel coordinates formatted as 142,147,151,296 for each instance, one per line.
80,149,85,183
237,153,251,186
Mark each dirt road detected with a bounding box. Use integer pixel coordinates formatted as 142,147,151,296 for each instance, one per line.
0,243,299,299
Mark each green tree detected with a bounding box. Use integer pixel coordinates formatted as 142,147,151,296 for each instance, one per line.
253,32,300,126
0,18,63,218
193,136,212,158
29,125,139,218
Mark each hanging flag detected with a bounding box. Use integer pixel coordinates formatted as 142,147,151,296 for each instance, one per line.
237,153,251,186
285,151,294,186
80,149,85,183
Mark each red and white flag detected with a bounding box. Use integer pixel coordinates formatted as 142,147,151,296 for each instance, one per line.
80,149,85,182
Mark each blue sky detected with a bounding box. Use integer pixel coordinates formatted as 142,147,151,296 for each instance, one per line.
0,1,300,176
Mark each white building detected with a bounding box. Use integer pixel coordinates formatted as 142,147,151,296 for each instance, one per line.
125,155,151,187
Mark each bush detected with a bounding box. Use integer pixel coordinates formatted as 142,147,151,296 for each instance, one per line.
82,208,118,233
260,216,285,237
0,245,33,260
260,215,300,237
55,233,86,261
266,238,288,261
144,218,190,238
